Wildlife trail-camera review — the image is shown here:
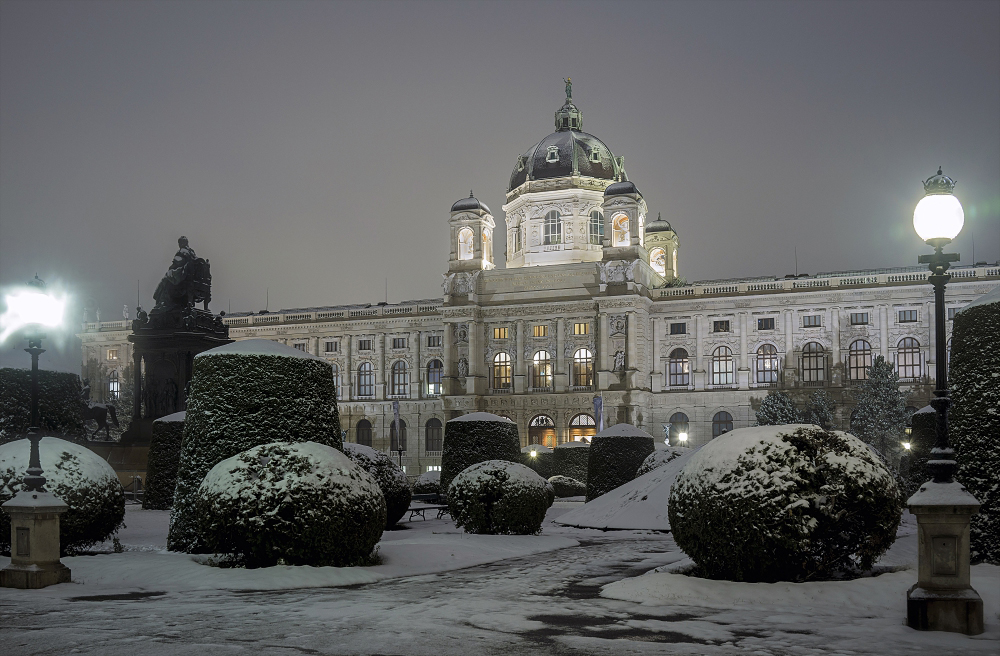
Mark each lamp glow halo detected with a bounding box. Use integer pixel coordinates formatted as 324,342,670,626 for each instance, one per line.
0,289,66,343
913,194,964,242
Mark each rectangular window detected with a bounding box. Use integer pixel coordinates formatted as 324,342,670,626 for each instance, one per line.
493,327,508,339
948,307,957,320
107,349,118,361
392,337,408,349
358,339,373,351
426,465,441,472
427,335,442,347
713,320,730,333
325,341,339,353
803,315,822,328
573,322,589,335
533,325,548,337
757,317,775,331
898,309,918,323
850,312,869,325
669,322,686,335
293,343,306,352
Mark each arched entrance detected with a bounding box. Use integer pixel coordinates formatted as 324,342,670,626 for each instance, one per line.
568,413,596,443
529,414,556,448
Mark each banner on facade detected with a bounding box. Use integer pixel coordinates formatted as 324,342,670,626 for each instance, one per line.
593,395,603,433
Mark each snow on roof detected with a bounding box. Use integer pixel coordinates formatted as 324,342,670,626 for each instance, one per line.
595,423,654,439
912,405,935,415
957,284,1000,314
521,444,553,454
154,411,186,423
195,338,323,361
448,412,514,423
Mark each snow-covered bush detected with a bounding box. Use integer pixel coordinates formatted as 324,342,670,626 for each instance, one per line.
544,480,555,507
440,413,520,494
668,424,902,582
143,411,185,510
412,470,440,495
800,390,836,429
342,442,411,528
552,441,589,484
548,475,586,498
168,340,342,553
754,391,799,426
586,424,655,501
0,369,85,442
951,286,1000,564
195,441,384,568
448,460,549,535
520,443,553,479
0,437,124,554
635,447,686,477
850,355,907,458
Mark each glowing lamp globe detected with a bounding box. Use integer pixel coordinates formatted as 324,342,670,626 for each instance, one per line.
913,194,964,242
0,277,66,342
530,449,537,458
677,432,688,443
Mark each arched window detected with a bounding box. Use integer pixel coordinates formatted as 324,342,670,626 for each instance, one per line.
531,351,552,389
848,340,872,381
668,348,690,386
426,359,443,396
425,418,443,452
390,418,407,452
569,413,596,442
543,210,562,245
482,227,493,263
572,348,593,387
755,344,779,384
668,412,690,443
801,342,825,383
457,227,474,260
529,414,556,448
897,337,922,379
492,352,512,389
711,346,734,386
612,213,630,246
712,411,734,438
357,362,374,397
331,363,342,399
649,247,666,276
107,370,120,400
589,210,604,245
391,360,409,396
356,419,373,447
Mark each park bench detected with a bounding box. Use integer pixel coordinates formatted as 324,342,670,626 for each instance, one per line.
407,493,449,521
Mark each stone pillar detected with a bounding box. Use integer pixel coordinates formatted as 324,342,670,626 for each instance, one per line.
693,314,706,390
830,307,842,385
514,320,526,393
1,491,71,589
879,304,889,359
554,318,567,392
626,311,638,388
376,334,386,401
468,319,482,393
415,331,422,399
442,326,452,396
737,312,749,390
651,317,662,392
345,334,353,400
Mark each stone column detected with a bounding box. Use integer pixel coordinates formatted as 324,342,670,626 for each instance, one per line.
737,312,749,390
830,307,842,385
554,318,567,392
693,314,705,390
344,334,353,400
879,305,889,359
415,330,422,399
376,334,386,400
442,325,453,397
651,316,662,391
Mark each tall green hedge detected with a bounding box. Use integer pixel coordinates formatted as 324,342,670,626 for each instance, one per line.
440,412,520,495
520,444,553,480
950,287,1000,564
167,340,342,553
586,424,655,501
0,368,84,442
143,411,186,510
552,442,589,484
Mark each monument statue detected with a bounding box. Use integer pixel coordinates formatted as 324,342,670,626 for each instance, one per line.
564,77,572,99
152,236,213,312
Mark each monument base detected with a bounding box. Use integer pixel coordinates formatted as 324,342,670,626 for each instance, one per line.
906,585,984,635
0,561,72,589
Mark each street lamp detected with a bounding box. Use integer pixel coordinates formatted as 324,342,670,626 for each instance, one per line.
905,168,983,634
677,432,688,446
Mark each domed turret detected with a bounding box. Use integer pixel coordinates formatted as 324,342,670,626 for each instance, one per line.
645,212,673,233
451,191,490,214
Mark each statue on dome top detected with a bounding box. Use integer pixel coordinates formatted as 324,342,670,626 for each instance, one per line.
564,77,572,100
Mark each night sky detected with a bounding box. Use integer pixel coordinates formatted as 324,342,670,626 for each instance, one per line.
1,0,998,373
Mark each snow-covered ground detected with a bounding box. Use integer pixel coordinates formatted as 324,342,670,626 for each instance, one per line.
0,502,996,655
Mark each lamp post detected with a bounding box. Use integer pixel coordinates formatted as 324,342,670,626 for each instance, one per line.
905,168,983,634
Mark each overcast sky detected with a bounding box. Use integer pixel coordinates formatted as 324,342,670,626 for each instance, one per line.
1,0,998,373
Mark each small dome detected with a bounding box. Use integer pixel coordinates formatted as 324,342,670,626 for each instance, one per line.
604,180,640,197
645,212,673,233
922,167,957,195
451,191,490,214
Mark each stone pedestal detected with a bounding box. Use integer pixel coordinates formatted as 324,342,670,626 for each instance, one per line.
0,491,71,589
906,481,984,635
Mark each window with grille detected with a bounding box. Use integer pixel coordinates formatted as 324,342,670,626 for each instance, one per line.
390,419,407,452
426,359,443,395
392,337,407,349
531,351,552,389
668,412,689,443
757,317,775,331
358,339,373,351
573,322,589,335
357,362,374,397
493,327,509,339
425,418,443,452
107,370,119,399
293,343,306,352
712,411,734,438
848,340,872,380
543,210,562,245
533,325,548,337
427,335,442,347
391,361,409,396
589,210,604,245
492,352,512,389
325,341,339,353
356,419,372,447
669,322,686,335
850,312,869,325
898,309,918,323
572,349,593,387
107,349,118,361
897,337,922,378
803,315,822,328
801,342,825,382
711,346,734,385
668,348,690,386
713,320,730,333
756,344,779,383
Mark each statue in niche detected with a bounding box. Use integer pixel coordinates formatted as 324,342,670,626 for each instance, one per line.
613,350,625,372
457,358,469,379
152,236,213,312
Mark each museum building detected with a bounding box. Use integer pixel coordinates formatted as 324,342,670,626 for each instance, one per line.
79,88,1000,475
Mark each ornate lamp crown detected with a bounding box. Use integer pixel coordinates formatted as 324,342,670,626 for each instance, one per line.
922,167,957,195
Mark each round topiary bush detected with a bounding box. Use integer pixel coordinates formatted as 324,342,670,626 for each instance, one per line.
412,470,440,495
169,339,343,553
520,444,553,480
544,480,555,507
143,411,185,510
440,413,520,495
668,424,902,582
552,441,589,484
548,475,586,498
0,437,125,554
195,441,385,568
586,424,655,501
635,447,686,477
342,442,411,528
448,460,549,535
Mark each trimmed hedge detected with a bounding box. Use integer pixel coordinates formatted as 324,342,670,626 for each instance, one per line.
413,470,441,495
343,442,412,528
143,411,186,509
196,441,384,568
951,287,1000,564
635,447,686,477
520,444,553,480
900,407,935,499
548,475,586,498
586,424,655,501
0,437,125,554
168,340,342,553
552,442,589,485
448,460,549,535
0,368,85,442
668,425,901,582
440,412,520,494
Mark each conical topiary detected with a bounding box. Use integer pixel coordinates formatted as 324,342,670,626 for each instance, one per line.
586,423,655,501
440,412,520,495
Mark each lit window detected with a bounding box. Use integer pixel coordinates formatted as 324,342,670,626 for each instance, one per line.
529,414,556,448
390,418,407,452
572,349,593,387
532,325,548,337
107,349,119,361
897,337,922,379
493,327,509,339
947,307,958,320
357,362,374,397
589,211,604,245
392,337,408,349
543,210,562,245
569,413,596,442
611,214,629,246
712,411,734,438
331,363,342,398
848,340,872,381
293,343,306,352
482,227,493,263
649,247,666,276
427,359,443,395
668,412,689,443
669,322,686,335
425,418,443,452
850,312,869,325
711,346,734,386
427,335,442,348
801,342,825,383
426,465,441,472
573,322,589,335
898,309,918,323
756,344,779,384
492,352,512,389
356,419,373,447
668,348,690,386
713,320,730,333
531,351,552,389
358,339,373,351
107,370,119,399
757,317,775,331
803,315,822,328
325,341,339,353
546,145,559,163
458,227,474,260
391,360,409,396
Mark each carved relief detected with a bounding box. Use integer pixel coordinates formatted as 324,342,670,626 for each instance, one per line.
600,260,638,284
457,358,469,379
453,323,469,343
609,314,627,336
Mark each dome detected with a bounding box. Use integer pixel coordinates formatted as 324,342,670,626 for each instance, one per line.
604,180,640,197
645,212,673,233
451,191,490,214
